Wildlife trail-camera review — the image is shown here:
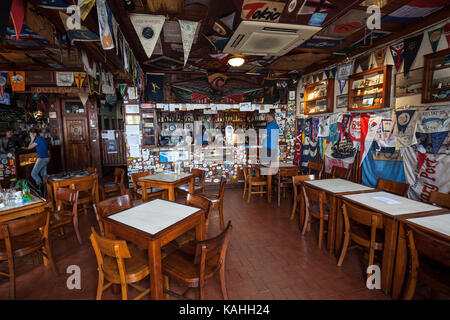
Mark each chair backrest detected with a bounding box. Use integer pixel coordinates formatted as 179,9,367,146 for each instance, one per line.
293,175,316,187
428,191,450,209
89,227,131,283
302,184,327,217
0,211,49,242
342,200,384,230
93,194,133,236
55,187,79,213
194,221,232,270
114,168,125,185
280,167,299,177
70,177,97,197
130,171,150,192
247,167,261,183
187,194,211,219
376,178,409,197
307,161,323,178
331,166,350,179
191,168,206,188
218,176,227,200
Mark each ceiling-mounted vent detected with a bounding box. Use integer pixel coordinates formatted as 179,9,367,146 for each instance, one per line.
223,21,321,56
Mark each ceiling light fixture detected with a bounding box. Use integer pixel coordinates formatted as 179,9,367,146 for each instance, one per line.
228,56,245,67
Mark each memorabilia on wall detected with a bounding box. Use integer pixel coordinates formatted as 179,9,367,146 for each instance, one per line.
395,68,423,97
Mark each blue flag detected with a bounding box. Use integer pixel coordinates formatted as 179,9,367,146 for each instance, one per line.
146,74,164,101
38,0,68,9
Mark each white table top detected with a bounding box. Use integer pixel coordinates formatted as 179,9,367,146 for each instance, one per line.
342,191,443,216
304,178,374,194
108,199,200,235
0,195,44,212
140,172,192,183
407,214,450,238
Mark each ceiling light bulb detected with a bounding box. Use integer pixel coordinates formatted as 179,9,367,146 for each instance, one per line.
228,57,245,67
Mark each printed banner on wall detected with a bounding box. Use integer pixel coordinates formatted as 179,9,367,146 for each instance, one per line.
146,73,164,101
9,71,25,91
0,72,7,98
395,109,418,147
96,0,114,50
179,20,199,66
130,14,165,59
81,51,96,78
416,107,450,133
56,72,74,86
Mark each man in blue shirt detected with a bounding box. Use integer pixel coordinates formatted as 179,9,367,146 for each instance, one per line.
26,128,50,193
262,112,279,165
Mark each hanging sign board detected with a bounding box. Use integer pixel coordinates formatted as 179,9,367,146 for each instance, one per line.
241,0,286,23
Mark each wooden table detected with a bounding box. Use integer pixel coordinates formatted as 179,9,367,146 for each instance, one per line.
391,212,450,299
103,199,206,300
338,191,447,295
138,172,194,202
0,194,47,223
47,172,99,209
259,162,298,204
303,179,375,254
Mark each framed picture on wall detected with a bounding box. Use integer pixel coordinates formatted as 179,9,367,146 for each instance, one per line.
289,90,296,101
395,68,423,97
336,94,348,109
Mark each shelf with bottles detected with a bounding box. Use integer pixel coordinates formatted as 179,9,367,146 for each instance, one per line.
304,79,334,115
422,48,450,103
347,65,392,111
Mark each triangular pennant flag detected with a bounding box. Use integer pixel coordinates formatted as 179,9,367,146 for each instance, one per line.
428,26,443,53
325,67,337,79
56,72,74,86
390,41,404,72
356,54,370,72
445,23,450,48
374,47,387,67
339,80,347,95
37,0,68,9
24,2,54,44
88,74,101,95
0,72,8,99
219,12,235,31
102,71,115,94
11,0,25,40
96,0,114,50
81,51,96,77
112,15,119,55
130,14,165,59
9,71,25,92
119,84,127,97
78,0,96,21
74,72,87,89
431,131,447,155
179,20,199,66
79,92,89,107
59,11,99,44
404,33,424,77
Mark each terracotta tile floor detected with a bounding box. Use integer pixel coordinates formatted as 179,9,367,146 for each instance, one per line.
0,186,394,300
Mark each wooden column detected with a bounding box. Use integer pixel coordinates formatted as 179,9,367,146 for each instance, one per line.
87,98,102,176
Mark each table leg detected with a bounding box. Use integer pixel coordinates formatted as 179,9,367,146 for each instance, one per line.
327,196,336,254
141,182,148,202
391,222,408,300
299,195,305,231
46,183,54,210
168,186,175,201
334,198,344,258
381,218,398,295
95,177,100,203
148,240,164,300
267,175,272,203
196,214,206,241
188,176,194,194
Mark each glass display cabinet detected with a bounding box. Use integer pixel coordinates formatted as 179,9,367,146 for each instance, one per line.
422,48,450,103
304,79,334,115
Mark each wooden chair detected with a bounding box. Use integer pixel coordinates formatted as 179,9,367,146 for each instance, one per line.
93,194,133,236
246,167,268,204
376,178,409,197
273,166,298,206
331,166,351,179
89,227,151,300
307,161,323,179
49,187,82,245
337,200,384,282
0,211,58,299
86,167,97,173
130,171,167,201
403,224,450,299
290,175,315,220
428,191,450,209
172,194,212,248
242,165,252,199
202,177,227,230
101,167,125,200
162,221,232,300
301,184,329,249
70,177,97,215
176,169,206,198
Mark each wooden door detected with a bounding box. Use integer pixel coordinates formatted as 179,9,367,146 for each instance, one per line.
63,100,91,171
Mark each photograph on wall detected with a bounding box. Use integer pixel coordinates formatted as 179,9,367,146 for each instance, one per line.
395,68,423,97
336,94,348,109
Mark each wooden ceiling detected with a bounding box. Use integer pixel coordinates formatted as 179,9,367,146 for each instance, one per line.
1,0,449,79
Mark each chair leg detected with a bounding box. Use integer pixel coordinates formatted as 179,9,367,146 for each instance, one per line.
73,217,83,245
96,272,104,300
290,197,298,220
247,185,251,203
121,282,128,300
32,251,40,266
301,211,310,235
8,257,15,299
44,240,59,276
219,202,225,231
220,265,228,300
242,180,246,199
318,218,324,249
164,276,170,300
278,184,281,206
337,229,350,267
199,285,205,300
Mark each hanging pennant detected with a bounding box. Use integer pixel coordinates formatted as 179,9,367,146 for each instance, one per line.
403,33,424,77
445,23,450,48
339,80,347,95
390,41,404,72
395,110,418,148
356,54,370,72
130,14,165,59
37,0,68,9
349,115,361,142
179,20,199,66
81,51,96,78
79,92,89,107
123,39,130,72
325,67,337,79
0,72,7,99
428,26,443,53
88,74,101,95
24,2,54,44
119,84,127,97
112,15,119,55
146,73,164,101
11,0,25,40
9,71,25,92
373,47,387,67
56,72,74,86
78,0,96,21
96,0,114,50
340,114,351,140
101,71,115,94
59,11,99,45
431,131,448,156
74,72,87,89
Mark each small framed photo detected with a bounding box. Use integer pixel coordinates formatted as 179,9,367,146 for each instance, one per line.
395,68,423,97
288,90,296,101
336,94,348,109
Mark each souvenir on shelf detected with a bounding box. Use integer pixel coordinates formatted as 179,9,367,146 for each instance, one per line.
347,65,392,111
422,48,450,103
304,79,334,115
142,109,157,147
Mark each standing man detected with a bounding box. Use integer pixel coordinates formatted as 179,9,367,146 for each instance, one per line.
261,111,279,167
26,128,50,194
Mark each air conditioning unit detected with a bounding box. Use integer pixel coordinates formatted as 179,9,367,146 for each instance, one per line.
223,21,321,56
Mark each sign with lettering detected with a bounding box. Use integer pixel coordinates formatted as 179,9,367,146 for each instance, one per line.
241,0,286,23
31,87,89,94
